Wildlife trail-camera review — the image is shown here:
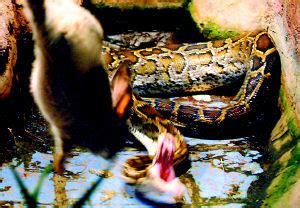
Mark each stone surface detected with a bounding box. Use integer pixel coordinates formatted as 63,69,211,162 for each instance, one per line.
267,97,300,207
0,0,19,99
264,0,299,127
188,0,267,39
264,166,300,208
0,0,31,100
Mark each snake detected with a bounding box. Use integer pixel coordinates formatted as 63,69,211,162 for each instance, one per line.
102,31,262,97
97,31,279,186
123,92,189,184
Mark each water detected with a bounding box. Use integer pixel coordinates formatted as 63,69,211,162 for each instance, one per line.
0,31,271,207
0,121,267,206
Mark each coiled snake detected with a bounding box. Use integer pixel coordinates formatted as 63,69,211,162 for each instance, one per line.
94,31,279,189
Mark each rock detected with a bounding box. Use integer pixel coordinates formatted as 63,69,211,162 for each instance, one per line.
0,0,20,99
187,0,267,39
265,1,299,203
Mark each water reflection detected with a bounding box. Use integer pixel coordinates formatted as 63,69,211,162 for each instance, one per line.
0,133,266,206
182,137,265,206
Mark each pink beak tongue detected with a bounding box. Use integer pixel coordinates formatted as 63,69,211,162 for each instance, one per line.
148,133,185,197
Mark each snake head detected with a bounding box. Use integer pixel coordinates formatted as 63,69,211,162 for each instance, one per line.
147,133,185,197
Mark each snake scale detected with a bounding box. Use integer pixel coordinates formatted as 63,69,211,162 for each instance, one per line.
103,31,263,97
99,31,280,185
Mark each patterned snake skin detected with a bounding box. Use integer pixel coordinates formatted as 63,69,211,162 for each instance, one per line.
123,92,189,184
142,32,280,136
103,31,264,96
99,31,279,185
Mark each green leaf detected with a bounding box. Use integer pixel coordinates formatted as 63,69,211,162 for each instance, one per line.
32,164,53,200
10,167,37,207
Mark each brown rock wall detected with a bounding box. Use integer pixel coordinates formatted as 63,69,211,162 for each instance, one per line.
0,0,20,99
264,0,299,125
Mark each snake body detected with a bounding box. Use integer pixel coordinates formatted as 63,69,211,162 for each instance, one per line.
142,32,280,136
101,31,279,185
103,31,260,97
123,93,189,184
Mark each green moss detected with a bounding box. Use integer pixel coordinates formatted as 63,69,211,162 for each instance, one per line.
272,131,297,161
265,142,300,207
188,1,240,40
200,21,240,40
263,88,300,207
279,87,300,140
287,142,300,167
288,118,300,140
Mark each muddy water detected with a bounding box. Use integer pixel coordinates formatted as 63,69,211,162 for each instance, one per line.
0,108,267,206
